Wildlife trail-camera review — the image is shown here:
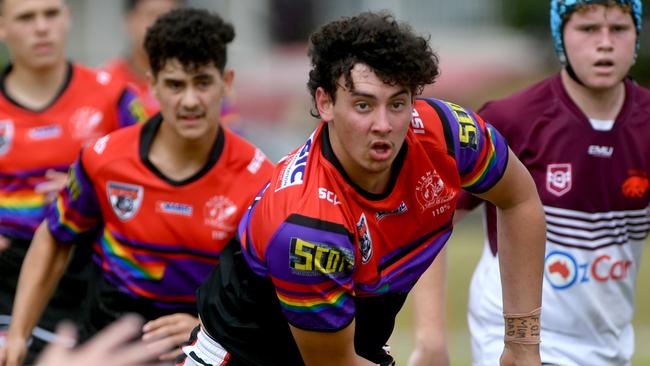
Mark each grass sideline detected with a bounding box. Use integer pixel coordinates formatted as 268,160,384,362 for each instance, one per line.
390,210,650,365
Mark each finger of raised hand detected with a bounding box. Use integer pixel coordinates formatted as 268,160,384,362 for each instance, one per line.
0,235,9,252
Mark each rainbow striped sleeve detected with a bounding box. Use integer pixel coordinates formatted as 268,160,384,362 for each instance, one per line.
440,101,509,193
262,215,356,331
47,159,102,243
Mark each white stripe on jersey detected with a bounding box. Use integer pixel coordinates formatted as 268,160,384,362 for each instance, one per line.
543,205,650,249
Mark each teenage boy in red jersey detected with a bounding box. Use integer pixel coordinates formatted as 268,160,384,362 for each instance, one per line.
410,1,650,365
1,7,273,366
0,0,145,363
102,0,239,126
177,11,546,366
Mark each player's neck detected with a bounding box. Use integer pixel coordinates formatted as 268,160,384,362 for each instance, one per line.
148,123,220,182
560,69,625,121
4,60,68,110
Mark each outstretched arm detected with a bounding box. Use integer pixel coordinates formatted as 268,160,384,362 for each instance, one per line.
407,247,449,366
476,149,545,366
0,222,74,366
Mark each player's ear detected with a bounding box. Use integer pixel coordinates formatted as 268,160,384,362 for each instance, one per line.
147,71,160,99
221,68,235,97
315,87,334,122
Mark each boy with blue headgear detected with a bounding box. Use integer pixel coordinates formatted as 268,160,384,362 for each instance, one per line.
410,1,649,365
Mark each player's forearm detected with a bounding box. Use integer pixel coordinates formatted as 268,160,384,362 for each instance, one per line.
409,248,448,363
8,222,73,339
496,194,545,313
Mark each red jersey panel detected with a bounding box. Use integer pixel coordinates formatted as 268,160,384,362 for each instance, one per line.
47,116,273,310
0,63,147,240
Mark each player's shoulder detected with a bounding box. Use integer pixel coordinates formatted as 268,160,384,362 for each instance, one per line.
478,75,557,129
220,128,274,181
265,127,350,227
80,121,142,171
629,79,650,108
71,63,130,97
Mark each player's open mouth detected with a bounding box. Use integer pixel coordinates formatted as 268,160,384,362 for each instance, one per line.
594,59,614,68
370,141,392,160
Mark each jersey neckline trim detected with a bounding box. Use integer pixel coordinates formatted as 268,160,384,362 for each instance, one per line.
0,62,74,113
139,113,225,186
320,123,407,201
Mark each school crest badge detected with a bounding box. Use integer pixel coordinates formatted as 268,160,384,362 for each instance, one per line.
107,182,144,221
0,120,14,156
546,163,572,197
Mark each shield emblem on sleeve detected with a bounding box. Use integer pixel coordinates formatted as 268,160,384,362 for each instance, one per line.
546,163,572,197
0,120,14,156
107,182,144,221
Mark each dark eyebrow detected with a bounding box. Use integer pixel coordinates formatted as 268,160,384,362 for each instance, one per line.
349,89,409,99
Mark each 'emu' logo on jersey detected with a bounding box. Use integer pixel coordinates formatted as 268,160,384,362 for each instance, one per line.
289,238,353,276
0,120,13,156
546,163,572,197
275,131,315,192
107,182,143,221
357,213,373,264
446,102,478,150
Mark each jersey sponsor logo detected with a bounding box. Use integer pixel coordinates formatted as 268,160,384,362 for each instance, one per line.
93,135,110,154
546,163,572,197
0,120,14,156
445,102,478,151
357,213,373,264
204,195,237,231
545,250,633,290
28,125,62,140
415,170,455,213
318,187,341,205
275,131,314,192
247,149,266,174
587,145,613,158
156,201,193,216
289,238,353,276
71,107,104,140
107,182,144,221
621,172,649,199
411,108,425,134
376,201,408,221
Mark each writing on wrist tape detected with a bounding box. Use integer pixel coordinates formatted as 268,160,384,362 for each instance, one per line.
503,307,541,344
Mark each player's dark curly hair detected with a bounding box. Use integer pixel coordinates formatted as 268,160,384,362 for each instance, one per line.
307,11,440,117
144,7,234,77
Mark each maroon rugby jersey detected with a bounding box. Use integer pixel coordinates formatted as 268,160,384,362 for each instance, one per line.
464,74,650,365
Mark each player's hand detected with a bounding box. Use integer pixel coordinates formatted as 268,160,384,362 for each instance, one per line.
142,313,199,361
0,235,9,252
35,315,170,366
0,334,28,366
34,169,68,203
499,342,541,366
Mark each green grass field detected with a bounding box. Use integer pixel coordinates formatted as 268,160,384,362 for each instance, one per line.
389,211,650,365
